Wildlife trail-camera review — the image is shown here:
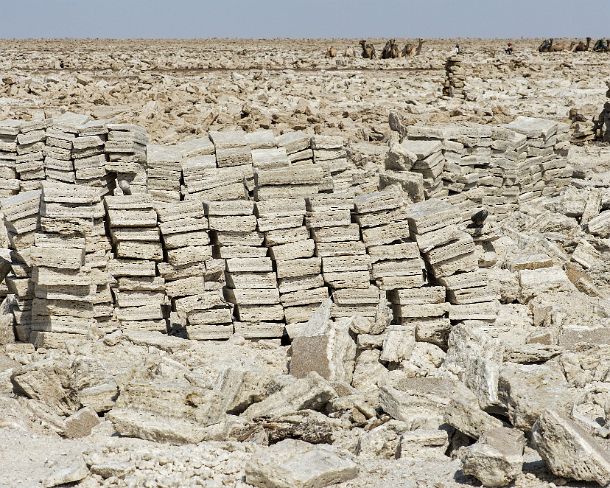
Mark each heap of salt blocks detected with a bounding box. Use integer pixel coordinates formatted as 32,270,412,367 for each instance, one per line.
158,200,231,340
147,144,182,203
0,115,576,347
404,118,571,218
209,130,254,197
45,113,111,194
105,124,148,195
210,200,283,339
258,198,327,332
105,194,166,332
277,131,313,165
406,200,499,327
16,120,49,192
0,121,21,199
443,55,466,99
2,190,41,341
306,195,377,320
30,182,110,347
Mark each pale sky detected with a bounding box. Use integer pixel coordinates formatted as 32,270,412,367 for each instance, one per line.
2,0,609,39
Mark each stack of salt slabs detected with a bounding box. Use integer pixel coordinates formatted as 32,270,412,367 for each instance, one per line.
380,199,452,351
313,135,352,193
44,116,79,184
0,120,21,198
276,131,313,165
105,124,148,195
157,200,232,340
257,198,327,334
45,112,108,189
16,119,49,191
306,195,379,321
105,194,167,332
504,116,572,200
1,190,41,341
29,182,106,347
354,189,423,291
177,136,227,200
406,200,498,326
400,139,445,199
208,200,283,339
438,269,499,325
485,128,528,217
406,200,475,279
71,116,112,192
209,130,254,196
353,189,425,361
147,144,182,203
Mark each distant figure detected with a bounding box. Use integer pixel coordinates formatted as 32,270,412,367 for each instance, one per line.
454,44,460,55
573,37,591,52
538,39,553,52
505,42,514,55
118,179,132,196
471,209,489,226
593,38,610,52
359,40,377,59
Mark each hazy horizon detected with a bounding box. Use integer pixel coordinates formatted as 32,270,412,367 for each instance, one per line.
2,0,609,39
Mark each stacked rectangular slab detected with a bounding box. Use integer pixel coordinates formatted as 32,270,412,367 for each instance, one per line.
208,200,283,339
443,55,466,99
404,119,572,218
105,124,148,195
29,182,108,347
67,117,111,192
16,120,48,191
105,194,167,332
353,190,429,357
250,129,289,171
479,127,527,217
406,125,493,202
0,121,21,199
257,198,327,332
276,131,313,166
438,269,499,325
44,118,77,185
313,135,349,193
178,136,223,200
401,139,445,199
599,96,610,142
209,130,254,198
45,113,111,194
503,116,572,199
354,190,423,292
406,199,498,327
42,182,115,332
306,195,377,320
147,144,182,203
255,164,325,200
0,190,41,341
157,200,231,340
